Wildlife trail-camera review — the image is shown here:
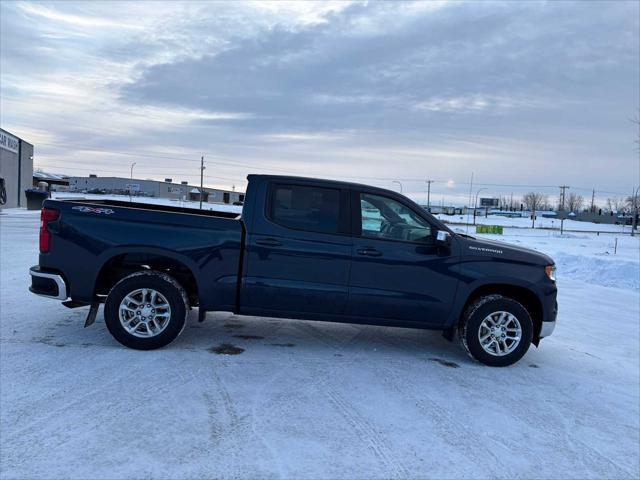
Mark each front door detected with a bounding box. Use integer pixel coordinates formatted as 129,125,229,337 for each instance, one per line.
242,181,352,316
347,190,459,326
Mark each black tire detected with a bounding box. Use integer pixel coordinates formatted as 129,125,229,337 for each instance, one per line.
104,271,189,350
458,294,533,367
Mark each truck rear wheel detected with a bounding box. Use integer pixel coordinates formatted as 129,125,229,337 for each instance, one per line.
458,294,533,367
104,271,189,350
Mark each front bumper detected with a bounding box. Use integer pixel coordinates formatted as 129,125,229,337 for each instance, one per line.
539,300,558,339
539,320,556,338
29,266,68,300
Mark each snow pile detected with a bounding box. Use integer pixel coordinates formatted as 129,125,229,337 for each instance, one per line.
474,228,639,292
554,252,639,291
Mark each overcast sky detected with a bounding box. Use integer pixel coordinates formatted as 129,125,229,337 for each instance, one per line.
1,0,638,204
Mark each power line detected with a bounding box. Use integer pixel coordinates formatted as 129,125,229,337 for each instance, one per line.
32,140,633,195
34,163,244,185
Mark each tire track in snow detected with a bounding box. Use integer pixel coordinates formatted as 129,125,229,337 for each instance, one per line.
450,369,636,478
247,366,289,479
377,364,511,478
321,379,411,479
2,358,205,474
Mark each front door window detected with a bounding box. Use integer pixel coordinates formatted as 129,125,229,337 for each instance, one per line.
360,193,432,243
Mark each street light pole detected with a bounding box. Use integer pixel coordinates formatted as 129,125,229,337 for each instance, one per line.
392,181,403,193
199,156,205,209
473,188,487,226
632,185,640,236
129,162,136,202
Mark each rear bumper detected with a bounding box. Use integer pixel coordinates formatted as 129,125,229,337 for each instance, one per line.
29,266,68,300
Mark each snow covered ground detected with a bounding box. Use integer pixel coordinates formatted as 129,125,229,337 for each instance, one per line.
1,208,639,479
436,212,633,234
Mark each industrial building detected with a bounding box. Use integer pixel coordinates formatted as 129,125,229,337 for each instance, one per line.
33,171,70,191
0,128,34,208
69,176,245,205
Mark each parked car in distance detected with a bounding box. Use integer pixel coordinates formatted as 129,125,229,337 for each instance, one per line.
29,174,557,366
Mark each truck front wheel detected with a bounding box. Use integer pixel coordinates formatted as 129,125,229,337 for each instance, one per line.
104,271,189,350
458,295,533,367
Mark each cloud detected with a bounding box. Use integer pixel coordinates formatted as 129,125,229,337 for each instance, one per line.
412,94,552,113
16,3,143,29
120,0,637,134
0,0,638,198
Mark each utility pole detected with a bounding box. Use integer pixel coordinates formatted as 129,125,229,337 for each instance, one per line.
558,185,570,211
558,185,570,235
199,156,205,209
590,189,596,213
425,179,434,210
632,185,640,237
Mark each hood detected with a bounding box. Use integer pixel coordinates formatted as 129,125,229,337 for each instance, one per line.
460,235,554,266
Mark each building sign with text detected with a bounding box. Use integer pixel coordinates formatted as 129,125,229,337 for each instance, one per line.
0,130,19,154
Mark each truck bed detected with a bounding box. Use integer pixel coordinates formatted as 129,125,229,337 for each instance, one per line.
54,197,241,219
38,197,245,311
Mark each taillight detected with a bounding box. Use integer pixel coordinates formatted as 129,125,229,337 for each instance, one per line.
39,208,59,253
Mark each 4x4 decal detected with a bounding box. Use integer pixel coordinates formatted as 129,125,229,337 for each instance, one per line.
72,206,115,215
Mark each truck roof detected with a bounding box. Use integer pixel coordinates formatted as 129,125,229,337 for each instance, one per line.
246,174,399,195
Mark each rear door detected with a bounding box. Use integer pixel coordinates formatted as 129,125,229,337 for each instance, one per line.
242,181,352,316
347,189,459,326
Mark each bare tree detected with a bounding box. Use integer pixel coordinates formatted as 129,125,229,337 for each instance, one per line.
523,192,546,228
607,197,625,213
510,195,519,211
566,193,584,213
628,191,640,233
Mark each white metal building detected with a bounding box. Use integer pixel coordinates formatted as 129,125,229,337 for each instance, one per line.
69,176,245,204
0,128,34,208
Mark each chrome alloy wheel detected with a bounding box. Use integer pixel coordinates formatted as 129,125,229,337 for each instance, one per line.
119,288,172,338
478,311,522,357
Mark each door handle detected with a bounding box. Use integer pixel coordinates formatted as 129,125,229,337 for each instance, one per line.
356,247,382,257
255,238,282,247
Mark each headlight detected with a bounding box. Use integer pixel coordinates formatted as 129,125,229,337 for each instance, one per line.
545,265,556,282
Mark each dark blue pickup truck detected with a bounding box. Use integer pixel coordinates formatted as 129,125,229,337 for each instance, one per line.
30,174,557,366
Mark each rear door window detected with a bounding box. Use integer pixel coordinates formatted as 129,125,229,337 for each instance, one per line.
269,184,340,234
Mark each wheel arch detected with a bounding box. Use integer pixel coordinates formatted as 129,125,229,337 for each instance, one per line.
458,283,544,345
94,248,200,306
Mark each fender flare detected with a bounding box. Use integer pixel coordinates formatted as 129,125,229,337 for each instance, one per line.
444,276,541,330
92,246,202,301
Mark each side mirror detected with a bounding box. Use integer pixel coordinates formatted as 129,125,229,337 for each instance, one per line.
436,230,452,246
